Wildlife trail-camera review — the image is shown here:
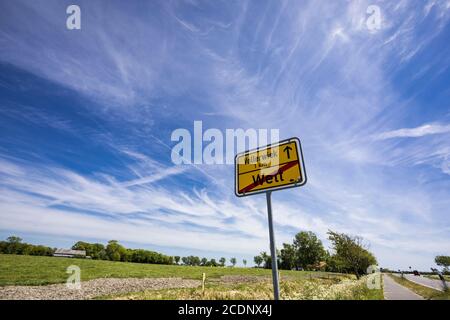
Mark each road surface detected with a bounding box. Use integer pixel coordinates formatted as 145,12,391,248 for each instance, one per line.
383,274,424,300
403,274,450,291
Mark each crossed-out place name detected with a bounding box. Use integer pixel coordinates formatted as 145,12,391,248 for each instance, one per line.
252,171,285,185
239,161,299,194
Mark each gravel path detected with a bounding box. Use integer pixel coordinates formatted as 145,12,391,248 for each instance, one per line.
0,278,201,300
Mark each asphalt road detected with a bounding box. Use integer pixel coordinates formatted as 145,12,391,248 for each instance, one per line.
403,274,450,291
383,274,424,300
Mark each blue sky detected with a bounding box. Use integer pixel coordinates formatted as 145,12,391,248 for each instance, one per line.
0,0,449,270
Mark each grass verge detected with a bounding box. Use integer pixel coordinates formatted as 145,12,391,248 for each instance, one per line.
424,274,450,281
388,274,450,300
108,275,383,300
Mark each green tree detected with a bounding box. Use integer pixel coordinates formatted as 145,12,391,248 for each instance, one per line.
254,255,263,268
230,257,237,267
30,245,54,256
98,249,108,260
257,251,281,269
90,243,106,259
200,257,208,266
293,231,326,270
209,258,218,267
180,256,201,266
0,241,6,253
243,259,247,267
174,256,181,265
71,241,105,259
435,256,450,271
71,241,88,251
219,257,226,267
326,253,346,273
191,256,201,266
7,236,26,254
327,230,377,278
280,243,296,270
6,236,23,254
6,236,22,244
105,240,126,261
260,252,271,269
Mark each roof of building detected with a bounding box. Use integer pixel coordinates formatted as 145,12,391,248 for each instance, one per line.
54,248,86,256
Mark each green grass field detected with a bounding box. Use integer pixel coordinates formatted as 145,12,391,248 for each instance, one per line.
0,254,344,286
0,254,384,300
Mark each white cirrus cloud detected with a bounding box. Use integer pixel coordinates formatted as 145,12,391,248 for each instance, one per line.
375,123,450,140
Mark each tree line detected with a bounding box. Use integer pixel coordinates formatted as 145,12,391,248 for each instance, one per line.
0,236,54,256
71,241,244,266
2,234,449,278
254,230,378,279
71,240,173,265
0,236,174,265
176,256,240,267
0,231,377,277
0,236,243,267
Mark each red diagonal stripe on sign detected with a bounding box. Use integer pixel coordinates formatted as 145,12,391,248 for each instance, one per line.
238,161,299,194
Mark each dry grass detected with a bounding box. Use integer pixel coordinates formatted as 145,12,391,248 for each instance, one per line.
110,274,383,300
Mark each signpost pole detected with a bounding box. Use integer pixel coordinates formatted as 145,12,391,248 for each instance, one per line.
266,191,280,300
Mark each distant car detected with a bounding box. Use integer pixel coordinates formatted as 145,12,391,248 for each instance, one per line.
413,270,421,276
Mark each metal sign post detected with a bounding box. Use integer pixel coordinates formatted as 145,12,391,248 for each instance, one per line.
234,137,307,300
266,191,280,300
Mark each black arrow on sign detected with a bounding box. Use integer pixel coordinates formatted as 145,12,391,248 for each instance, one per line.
283,145,292,159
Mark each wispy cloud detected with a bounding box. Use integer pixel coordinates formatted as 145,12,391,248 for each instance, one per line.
0,156,274,253
375,123,450,140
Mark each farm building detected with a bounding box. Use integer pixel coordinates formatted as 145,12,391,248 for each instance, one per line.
53,248,86,258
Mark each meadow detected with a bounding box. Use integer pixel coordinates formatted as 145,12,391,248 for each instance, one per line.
0,254,341,286
0,254,383,300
